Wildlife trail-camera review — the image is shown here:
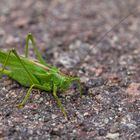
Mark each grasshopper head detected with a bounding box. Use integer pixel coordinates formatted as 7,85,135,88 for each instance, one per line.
63,77,82,96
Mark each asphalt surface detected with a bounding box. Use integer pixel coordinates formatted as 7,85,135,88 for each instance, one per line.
0,0,140,139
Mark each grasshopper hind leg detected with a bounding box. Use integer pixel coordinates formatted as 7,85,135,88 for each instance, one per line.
0,69,11,76
0,48,41,107
0,50,13,77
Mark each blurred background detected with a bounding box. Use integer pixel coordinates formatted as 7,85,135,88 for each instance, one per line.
0,1,140,139
0,0,140,68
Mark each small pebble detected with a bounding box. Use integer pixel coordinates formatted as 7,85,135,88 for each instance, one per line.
104,118,109,124
83,112,89,117
106,133,120,139
52,114,57,119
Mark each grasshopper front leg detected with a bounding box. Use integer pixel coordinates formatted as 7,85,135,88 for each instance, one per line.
53,84,67,119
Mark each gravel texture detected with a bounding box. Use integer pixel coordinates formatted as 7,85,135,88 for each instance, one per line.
0,0,140,139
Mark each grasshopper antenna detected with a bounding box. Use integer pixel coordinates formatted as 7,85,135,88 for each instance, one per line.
94,8,139,47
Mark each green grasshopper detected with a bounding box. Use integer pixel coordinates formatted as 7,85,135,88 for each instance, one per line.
0,33,81,119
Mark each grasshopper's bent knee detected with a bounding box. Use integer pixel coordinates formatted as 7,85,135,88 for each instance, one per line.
25,33,32,58
25,33,46,65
